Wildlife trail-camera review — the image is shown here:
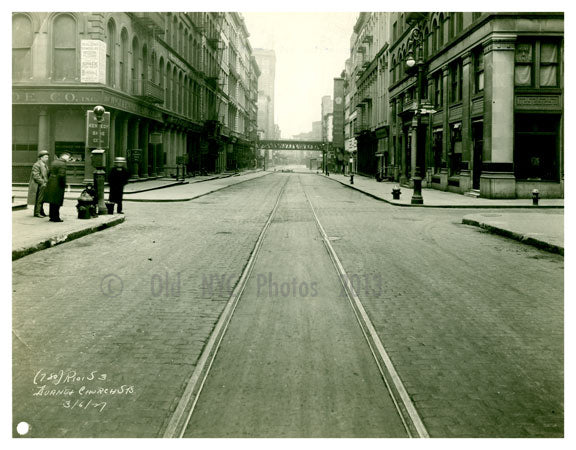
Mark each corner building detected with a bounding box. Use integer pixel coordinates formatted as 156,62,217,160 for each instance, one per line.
12,12,259,183
387,12,563,198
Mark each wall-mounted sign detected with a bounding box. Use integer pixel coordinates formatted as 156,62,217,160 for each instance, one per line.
81,40,106,84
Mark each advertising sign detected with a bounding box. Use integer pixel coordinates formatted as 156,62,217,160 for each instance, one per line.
81,40,106,84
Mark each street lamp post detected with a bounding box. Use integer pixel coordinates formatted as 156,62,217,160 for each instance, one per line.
406,22,425,205
91,105,108,215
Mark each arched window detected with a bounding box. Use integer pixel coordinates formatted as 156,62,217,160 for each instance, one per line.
165,62,171,109
131,36,140,94
159,56,165,102
179,23,184,54
53,13,77,81
166,14,172,43
151,51,157,84
187,33,194,65
391,56,396,83
172,16,178,49
455,13,463,33
106,19,116,86
438,14,444,48
120,28,129,91
448,13,455,40
142,44,148,82
432,19,438,52
423,27,429,59
12,13,33,81
184,28,188,60
171,66,177,111
178,71,183,114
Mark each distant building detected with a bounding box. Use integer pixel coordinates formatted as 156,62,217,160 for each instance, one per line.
253,48,276,139
292,121,322,141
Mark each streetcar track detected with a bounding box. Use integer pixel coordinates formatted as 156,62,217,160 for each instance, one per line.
163,173,428,438
162,176,289,438
302,178,430,438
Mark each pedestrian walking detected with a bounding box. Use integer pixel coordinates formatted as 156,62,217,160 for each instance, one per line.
108,157,130,214
44,152,70,222
27,150,49,217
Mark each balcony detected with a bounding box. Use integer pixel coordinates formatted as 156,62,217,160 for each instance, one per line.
131,79,164,103
131,13,165,33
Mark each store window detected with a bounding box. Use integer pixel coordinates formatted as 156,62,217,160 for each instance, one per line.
12,14,33,81
449,123,462,175
432,128,443,172
514,114,559,181
53,14,77,81
515,39,561,88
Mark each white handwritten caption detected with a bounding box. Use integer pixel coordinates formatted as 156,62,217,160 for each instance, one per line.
33,369,135,412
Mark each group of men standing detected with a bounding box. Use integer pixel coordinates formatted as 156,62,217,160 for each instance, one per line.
27,150,130,221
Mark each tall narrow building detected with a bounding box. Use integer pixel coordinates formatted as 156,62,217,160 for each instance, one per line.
253,49,276,139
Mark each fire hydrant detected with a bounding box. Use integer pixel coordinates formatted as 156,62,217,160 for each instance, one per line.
392,186,401,200
532,189,539,206
76,190,96,219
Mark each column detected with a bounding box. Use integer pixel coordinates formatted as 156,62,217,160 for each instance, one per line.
130,118,140,179
38,108,50,152
121,115,129,158
440,65,450,190
481,34,516,198
460,52,472,192
410,121,417,180
107,111,117,172
140,120,149,178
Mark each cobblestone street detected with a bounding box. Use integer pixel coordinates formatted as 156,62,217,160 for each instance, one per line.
12,173,563,438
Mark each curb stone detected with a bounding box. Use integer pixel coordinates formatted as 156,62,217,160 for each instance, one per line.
461,217,563,255
12,216,126,261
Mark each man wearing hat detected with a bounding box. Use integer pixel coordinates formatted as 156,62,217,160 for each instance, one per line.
44,152,71,222
27,150,50,217
108,157,130,214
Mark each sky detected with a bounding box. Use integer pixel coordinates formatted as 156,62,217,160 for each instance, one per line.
243,12,358,139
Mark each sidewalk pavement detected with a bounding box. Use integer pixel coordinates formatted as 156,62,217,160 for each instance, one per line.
11,170,268,260
11,170,257,202
322,172,564,255
12,205,125,261
462,212,564,255
322,172,564,208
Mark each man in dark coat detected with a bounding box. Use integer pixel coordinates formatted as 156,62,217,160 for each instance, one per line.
27,150,49,217
108,157,130,214
43,152,70,222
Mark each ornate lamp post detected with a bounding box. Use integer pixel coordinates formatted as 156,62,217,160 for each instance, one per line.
91,105,108,215
406,19,425,205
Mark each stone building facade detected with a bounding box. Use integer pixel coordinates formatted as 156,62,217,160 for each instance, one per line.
386,12,563,198
12,12,260,183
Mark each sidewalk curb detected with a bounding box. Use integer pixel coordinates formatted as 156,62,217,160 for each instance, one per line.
124,171,272,203
322,175,564,209
125,180,188,194
12,216,126,261
462,218,564,255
